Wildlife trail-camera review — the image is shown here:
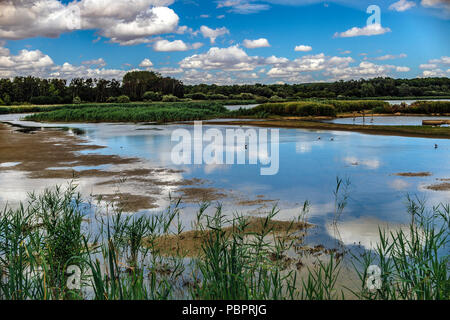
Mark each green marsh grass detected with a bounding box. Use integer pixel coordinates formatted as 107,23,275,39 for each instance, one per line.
24,102,228,123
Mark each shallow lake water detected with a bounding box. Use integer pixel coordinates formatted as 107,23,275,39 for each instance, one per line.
0,113,449,250
384,99,450,105
224,104,259,111
327,116,450,126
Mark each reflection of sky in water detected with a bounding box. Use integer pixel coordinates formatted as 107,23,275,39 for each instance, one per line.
384,99,450,105
1,114,449,248
327,116,450,126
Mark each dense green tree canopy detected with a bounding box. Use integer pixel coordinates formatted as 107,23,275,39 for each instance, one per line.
0,75,449,105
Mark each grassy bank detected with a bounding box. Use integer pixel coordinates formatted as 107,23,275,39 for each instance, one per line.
0,104,67,114
6,101,450,138
373,101,450,114
206,119,450,139
0,184,447,300
24,102,228,123
233,100,450,118
231,100,391,118
0,100,256,116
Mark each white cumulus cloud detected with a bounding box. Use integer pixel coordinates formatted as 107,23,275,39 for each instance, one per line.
179,45,262,71
81,58,106,67
153,39,189,51
0,1,180,45
294,45,312,52
139,58,154,68
199,26,230,44
243,38,270,49
334,23,391,38
152,39,204,51
419,56,450,77
389,0,416,12
373,53,407,61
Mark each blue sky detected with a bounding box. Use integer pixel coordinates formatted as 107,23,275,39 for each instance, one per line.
0,0,449,84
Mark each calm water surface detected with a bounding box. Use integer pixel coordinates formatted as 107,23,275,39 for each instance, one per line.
327,116,450,126
1,113,449,249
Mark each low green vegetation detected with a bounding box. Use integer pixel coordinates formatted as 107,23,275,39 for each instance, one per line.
251,101,337,117
231,100,389,118
327,100,389,113
116,95,130,103
351,196,449,300
0,105,67,114
0,184,447,300
232,100,450,119
24,102,228,123
373,100,450,114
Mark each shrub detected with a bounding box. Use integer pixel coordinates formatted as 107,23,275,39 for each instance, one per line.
106,96,117,103
143,91,162,102
250,101,336,117
162,94,178,102
327,100,389,113
206,93,228,100
373,106,393,114
187,92,207,100
2,94,11,105
404,101,450,114
30,96,63,105
238,93,255,100
269,95,283,102
255,96,269,104
73,96,82,104
117,95,130,103
0,97,4,105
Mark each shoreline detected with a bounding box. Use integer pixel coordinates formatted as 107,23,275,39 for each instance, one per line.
202,118,450,139
0,122,279,211
4,110,450,139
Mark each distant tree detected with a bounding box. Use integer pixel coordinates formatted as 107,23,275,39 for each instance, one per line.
269,95,283,102
143,91,162,101
2,94,11,105
255,96,269,103
117,95,130,103
187,92,207,100
162,94,178,102
361,83,376,97
398,83,411,97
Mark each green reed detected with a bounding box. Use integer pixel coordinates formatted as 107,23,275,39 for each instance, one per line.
0,183,448,300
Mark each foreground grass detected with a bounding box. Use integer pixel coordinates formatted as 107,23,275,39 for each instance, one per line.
0,184,448,300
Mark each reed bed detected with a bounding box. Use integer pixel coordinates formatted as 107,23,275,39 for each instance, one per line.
234,102,337,117
372,101,450,114
24,102,228,123
326,100,389,113
0,184,448,300
233,100,390,118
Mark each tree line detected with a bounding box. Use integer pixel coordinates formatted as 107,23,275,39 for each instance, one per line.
0,73,449,105
185,77,450,99
0,71,183,105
